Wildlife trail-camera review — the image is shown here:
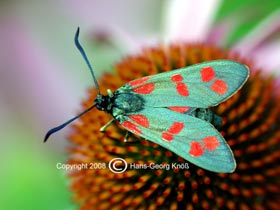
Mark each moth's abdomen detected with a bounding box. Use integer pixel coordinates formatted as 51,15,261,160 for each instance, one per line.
190,108,222,128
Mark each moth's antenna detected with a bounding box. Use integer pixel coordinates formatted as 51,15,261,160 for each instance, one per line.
44,104,96,142
44,28,100,142
75,27,100,94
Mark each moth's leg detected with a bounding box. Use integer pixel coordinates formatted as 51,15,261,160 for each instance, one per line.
100,118,115,132
123,131,131,142
123,131,140,143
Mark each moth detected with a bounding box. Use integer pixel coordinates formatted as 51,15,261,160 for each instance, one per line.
45,28,249,173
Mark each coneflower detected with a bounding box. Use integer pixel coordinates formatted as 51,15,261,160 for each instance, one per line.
67,43,280,210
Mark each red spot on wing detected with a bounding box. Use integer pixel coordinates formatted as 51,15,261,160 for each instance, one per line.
129,77,150,86
129,114,150,128
200,67,215,82
168,106,190,113
176,83,189,97
171,74,183,82
211,79,228,95
203,136,220,150
170,73,189,97
122,121,142,135
161,122,184,142
189,141,203,157
133,83,155,94
169,122,184,134
162,132,173,141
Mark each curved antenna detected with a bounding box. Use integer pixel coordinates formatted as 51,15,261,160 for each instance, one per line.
44,104,96,142
75,27,100,94
44,28,100,142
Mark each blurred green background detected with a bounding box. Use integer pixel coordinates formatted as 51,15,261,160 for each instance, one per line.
1,1,279,209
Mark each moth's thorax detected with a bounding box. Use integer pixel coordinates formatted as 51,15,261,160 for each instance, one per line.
113,92,144,114
94,89,144,118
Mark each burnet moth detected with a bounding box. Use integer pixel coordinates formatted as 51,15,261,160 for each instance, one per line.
44,28,249,173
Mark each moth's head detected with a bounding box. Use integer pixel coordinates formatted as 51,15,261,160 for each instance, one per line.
95,94,105,111
94,94,112,112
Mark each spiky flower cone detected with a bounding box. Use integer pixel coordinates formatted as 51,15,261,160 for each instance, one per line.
68,44,280,210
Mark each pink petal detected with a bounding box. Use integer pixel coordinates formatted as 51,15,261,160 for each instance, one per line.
66,0,162,50
250,41,280,74
0,20,82,137
206,20,237,46
233,9,280,57
162,0,222,42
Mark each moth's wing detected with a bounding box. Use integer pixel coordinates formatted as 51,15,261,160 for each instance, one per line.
120,108,236,173
119,60,249,108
